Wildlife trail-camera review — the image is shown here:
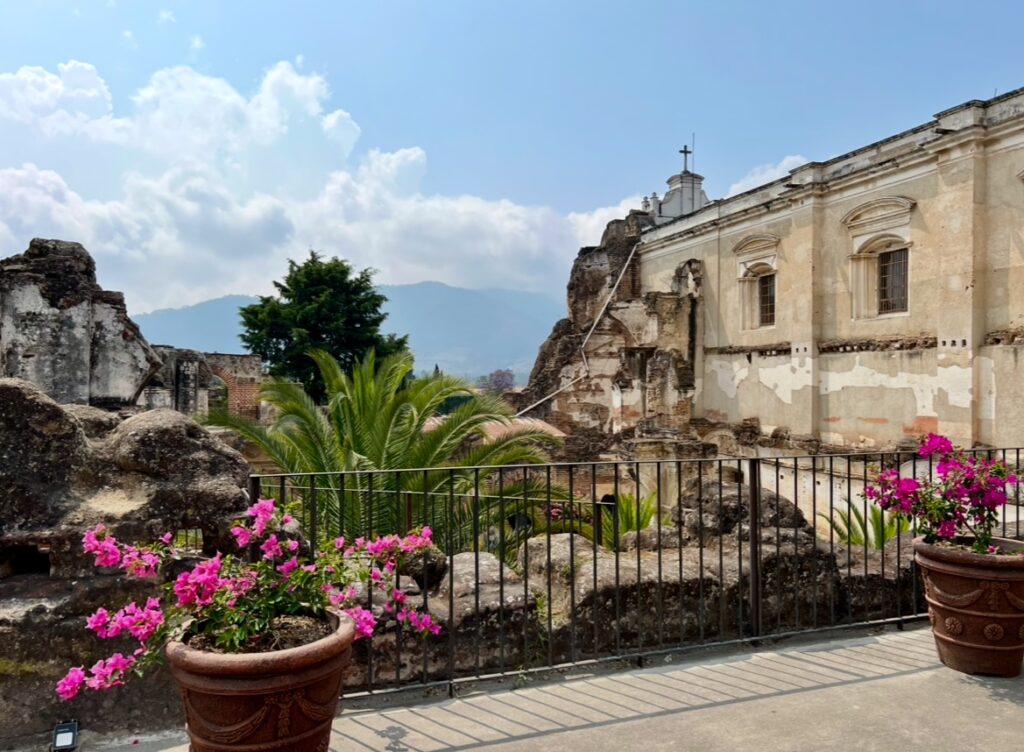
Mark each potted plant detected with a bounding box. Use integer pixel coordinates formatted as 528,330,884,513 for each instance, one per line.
866,434,1024,676
55,498,441,751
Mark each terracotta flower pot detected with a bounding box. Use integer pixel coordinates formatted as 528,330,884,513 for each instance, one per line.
915,537,1024,677
166,615,355,752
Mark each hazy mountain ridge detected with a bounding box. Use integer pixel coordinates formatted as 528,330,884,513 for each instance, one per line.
131,282,564,381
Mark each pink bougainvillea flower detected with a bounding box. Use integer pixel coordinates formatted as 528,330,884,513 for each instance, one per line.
231,525,252,548
344,606,377,639
261,534,284,560
277,557,299,575
56,666,86,700
919,433,954,458
937,519,957,539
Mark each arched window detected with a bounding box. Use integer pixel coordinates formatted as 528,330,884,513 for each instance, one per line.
849,234,910,318
841,197,915,320
733,234,780,331
740,262,776,330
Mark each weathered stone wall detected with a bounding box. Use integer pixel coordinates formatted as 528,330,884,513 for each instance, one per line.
0,239,162,407
517,211,701,456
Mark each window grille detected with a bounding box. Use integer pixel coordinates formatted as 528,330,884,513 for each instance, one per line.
878,249,908,313
758,273,775,327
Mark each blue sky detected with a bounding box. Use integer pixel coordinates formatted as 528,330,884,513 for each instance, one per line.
1,1,1022,312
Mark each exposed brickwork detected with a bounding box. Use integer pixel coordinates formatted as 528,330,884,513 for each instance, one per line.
206,353,263,420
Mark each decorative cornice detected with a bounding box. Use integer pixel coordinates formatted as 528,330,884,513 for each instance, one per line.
732,233,780,257
840,196,916,231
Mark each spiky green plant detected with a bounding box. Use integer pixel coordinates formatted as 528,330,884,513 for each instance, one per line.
601,492,658,551
207,349,561,555
818,503,910,550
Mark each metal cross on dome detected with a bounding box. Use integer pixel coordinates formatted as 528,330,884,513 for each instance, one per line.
679,145,692,172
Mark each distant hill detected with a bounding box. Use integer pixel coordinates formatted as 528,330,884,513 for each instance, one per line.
131,282,565,382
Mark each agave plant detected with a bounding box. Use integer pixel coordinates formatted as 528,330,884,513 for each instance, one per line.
600,492,658,551
818,502,910,551
208,349,561,555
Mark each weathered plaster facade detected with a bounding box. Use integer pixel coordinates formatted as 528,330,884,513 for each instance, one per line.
525,88,1024,451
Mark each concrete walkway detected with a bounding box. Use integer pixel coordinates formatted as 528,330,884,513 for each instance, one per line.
94,626,1024,751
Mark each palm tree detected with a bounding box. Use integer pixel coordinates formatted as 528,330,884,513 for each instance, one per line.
208,350,562,554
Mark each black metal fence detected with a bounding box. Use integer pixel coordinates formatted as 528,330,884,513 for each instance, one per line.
248,448,1024,696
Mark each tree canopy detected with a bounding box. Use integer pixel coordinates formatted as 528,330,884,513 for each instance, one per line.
239,252,407,401
477,368,515,395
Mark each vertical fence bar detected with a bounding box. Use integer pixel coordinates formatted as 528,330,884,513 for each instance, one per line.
247,475,260,504
810,455,819,628
792,456,800,630
655,461,664,649
676,459,685,646
308,476,318,558
634,460,642,655
717,460,725,637
697,459,705,642
522,467,530,670
773,458,781,632
590,463,599,656
473,468,481,677
828,455,836,625
338,472,346,542
747,458,762,638
366,471,375,689
568,466,577,663
498,468,506,672
447,469,456,697
736,458,744,636
862,457,869,622
613,463,621,655
545,465,554,667
420,468,429,684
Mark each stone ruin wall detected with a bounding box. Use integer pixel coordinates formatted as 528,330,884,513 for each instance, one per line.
1,238,266,424
517,211,712,462
0,239,163,408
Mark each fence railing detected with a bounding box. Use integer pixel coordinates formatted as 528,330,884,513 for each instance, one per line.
248,448,1024,696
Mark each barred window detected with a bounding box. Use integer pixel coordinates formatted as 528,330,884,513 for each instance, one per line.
878,248,908,313
758,273,775,327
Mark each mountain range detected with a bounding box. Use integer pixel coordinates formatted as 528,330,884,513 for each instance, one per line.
131,282,565,382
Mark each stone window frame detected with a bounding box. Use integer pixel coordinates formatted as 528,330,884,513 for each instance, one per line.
841,197,915,320
733,234,779,331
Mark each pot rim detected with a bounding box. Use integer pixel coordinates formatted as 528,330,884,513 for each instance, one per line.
913,535,1024,568
165,611,355,676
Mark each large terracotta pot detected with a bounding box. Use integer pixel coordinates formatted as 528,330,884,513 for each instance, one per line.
915,537,1024,677
166,615,355,752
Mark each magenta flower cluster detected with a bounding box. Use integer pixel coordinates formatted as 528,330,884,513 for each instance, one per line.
865,433,1020,554
58,498,443,701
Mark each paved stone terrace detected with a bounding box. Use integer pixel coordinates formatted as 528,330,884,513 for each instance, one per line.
92,625,1024,752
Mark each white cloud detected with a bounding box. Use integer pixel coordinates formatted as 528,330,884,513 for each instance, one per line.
122,30,138,50
567,195,642,248
158,9,176,24
189,34,204,54
295,54,305,68
0,60,633,314
726,154,808,197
